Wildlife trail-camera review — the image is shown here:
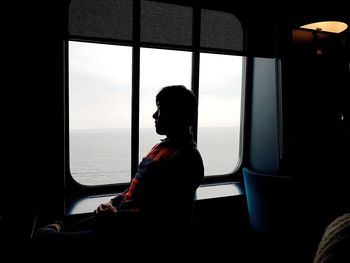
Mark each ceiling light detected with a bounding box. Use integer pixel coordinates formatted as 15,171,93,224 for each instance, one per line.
300,21,348,34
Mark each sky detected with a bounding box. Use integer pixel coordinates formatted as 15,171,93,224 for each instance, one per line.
69,41,243,129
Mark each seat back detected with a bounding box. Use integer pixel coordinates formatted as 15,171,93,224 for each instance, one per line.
169,192,196,256
243,167,296,235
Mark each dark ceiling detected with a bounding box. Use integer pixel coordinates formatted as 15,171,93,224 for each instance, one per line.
150,0,350,31
150,0,350,58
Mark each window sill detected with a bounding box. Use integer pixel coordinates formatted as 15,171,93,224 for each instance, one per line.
195,182,244,200
65,182,244,215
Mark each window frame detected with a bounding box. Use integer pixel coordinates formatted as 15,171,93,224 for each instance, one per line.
64,1,248,195
65,40,247,190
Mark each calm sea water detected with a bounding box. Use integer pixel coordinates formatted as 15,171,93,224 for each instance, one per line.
70,128,240,185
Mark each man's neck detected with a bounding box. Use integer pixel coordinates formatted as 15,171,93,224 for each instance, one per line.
166,129,192,142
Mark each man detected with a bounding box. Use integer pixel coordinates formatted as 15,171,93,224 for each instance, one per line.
35,85,204,255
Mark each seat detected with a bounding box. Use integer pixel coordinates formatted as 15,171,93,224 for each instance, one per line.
144,192,196,258
243,167,296,236
243,168,304,261
165,192,196,257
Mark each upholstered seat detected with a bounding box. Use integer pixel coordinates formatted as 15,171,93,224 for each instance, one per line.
243,167,296,235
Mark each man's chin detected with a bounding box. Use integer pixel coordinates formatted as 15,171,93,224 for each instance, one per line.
155,128,166,135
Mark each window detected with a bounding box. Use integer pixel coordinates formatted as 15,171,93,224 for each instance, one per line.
197,53,243,176
67,1,245,185
139,48,192,160
69,41,132,185
68,42,244,184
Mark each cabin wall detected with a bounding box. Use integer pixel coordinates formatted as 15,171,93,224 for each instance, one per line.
281,29,350,151
1,2,66,240
248,57,280,173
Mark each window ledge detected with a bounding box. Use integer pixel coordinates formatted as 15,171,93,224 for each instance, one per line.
195,182,244,200
65,182,244,215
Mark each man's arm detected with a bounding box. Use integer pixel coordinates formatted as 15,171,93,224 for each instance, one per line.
95,201,117,215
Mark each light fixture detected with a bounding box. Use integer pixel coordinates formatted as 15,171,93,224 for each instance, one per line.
300,21,348,34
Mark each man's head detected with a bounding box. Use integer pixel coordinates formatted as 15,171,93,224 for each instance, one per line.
153,85,198,136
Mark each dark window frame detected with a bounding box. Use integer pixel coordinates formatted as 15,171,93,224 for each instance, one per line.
64,0,248,198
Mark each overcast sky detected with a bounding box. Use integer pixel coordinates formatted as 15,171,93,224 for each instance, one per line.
69,41,243,129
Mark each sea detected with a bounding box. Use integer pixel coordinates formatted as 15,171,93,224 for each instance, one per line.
69,127,240,185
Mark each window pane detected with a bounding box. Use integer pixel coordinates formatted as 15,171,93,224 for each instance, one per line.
69,0,133,41
69,41,132,185
200,9,243,51
139,48,192,161
141,0,192,46
198,53,243,176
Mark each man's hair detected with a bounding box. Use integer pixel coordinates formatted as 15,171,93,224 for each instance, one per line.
313,213,350,263
156,85,198,127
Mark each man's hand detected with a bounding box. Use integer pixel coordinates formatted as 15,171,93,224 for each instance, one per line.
94,201,117,216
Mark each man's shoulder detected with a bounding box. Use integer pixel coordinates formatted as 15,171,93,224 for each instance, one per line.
171,142,203,166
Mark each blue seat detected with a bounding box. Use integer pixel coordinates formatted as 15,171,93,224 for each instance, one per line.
243,167,296,235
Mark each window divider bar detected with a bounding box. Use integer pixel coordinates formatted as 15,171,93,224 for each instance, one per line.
191,5,201,143
191,51,200,142
131,0,141,179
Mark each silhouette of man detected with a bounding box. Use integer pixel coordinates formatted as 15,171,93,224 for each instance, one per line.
35,85,204,255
